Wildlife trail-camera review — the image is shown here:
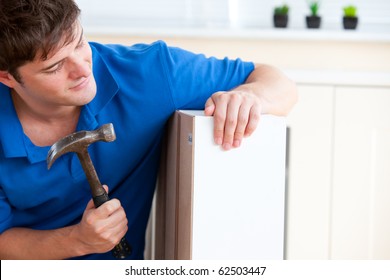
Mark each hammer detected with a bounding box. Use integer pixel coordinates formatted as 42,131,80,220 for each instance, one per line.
47,123,132,259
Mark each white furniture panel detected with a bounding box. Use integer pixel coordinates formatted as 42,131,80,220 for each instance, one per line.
155,110,286,260
191,112,286,260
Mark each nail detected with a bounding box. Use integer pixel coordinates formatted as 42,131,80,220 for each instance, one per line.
223,143,232,150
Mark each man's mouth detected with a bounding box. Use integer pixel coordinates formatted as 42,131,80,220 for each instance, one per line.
70,75,91,91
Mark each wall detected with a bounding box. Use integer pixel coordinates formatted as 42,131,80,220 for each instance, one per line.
86,33,390,73
77,0,390,73
76,0,390,30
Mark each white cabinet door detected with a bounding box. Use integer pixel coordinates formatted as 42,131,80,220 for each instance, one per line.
332,87,390,259
155,111,286,260
190,113,286,260
285,85,334,259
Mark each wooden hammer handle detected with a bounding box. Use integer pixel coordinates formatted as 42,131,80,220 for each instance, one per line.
77,151,132,259
93,191,132,259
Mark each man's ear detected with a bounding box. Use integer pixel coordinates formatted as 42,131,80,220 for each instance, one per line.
0,71,17,88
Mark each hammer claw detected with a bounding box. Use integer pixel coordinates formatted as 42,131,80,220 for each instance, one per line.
47,123,116,169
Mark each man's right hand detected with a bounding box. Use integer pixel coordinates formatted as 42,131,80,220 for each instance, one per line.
74,185,128,255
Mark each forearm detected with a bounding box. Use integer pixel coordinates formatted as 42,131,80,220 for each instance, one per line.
239,63,298,116
0,226,85,260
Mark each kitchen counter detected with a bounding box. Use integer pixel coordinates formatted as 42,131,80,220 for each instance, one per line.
284,69,390,87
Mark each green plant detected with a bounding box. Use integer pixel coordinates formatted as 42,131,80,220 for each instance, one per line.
308,1,320,16
343,5,357,18
274,4,289,16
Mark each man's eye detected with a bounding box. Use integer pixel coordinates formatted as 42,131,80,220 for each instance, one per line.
46,62,64,74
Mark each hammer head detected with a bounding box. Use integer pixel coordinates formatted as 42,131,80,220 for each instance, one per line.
47,123,116,169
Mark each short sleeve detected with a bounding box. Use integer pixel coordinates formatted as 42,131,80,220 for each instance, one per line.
158,42,255,110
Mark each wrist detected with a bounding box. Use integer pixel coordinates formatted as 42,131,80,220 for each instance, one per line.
56,224,90,258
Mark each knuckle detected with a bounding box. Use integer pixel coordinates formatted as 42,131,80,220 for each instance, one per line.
224,132,234,141
214,128,224,136
118,211,127,222
226,117,237,127
251,112,261,123
234,130,245,139
100,231,112,242
93,223,106,236
84,215,95,226
213,112,226,123
238,114,249,124
105,199,120,214
212,91,223,97
230,93,242,102
245,127,255,136
212,92,225,102
104,203,115,214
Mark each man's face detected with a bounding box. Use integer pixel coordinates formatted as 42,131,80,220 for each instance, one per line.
10,24,96,109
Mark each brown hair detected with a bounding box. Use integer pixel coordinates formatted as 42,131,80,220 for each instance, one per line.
0,0,81,82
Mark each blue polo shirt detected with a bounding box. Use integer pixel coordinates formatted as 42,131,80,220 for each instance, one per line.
0,41,254,259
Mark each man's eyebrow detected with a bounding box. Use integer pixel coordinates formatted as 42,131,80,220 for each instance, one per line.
39,28,84,72
40,59,65,72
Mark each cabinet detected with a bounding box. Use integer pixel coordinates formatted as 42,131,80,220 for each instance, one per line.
155,111,286,260
286,83,390,259
332,86,390,259
285,85,334,259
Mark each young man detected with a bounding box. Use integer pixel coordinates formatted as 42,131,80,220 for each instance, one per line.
0,0,297,259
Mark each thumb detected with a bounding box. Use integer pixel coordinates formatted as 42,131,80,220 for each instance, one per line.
85,198,95,210
204,97,215,116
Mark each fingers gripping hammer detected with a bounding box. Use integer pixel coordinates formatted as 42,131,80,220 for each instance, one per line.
47,123,131,259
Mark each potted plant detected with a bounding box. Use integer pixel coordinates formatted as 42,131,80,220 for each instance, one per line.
273,4,289,28
306,1,321,29
343,5,358,29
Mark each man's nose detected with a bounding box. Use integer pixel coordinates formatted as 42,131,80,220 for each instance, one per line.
68,56,91,79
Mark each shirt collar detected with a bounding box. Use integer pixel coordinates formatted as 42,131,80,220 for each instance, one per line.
86,43,119,118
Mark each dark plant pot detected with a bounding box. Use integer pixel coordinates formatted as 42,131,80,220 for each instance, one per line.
273,14,288,28
306,16,321,29
343,16,358,29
